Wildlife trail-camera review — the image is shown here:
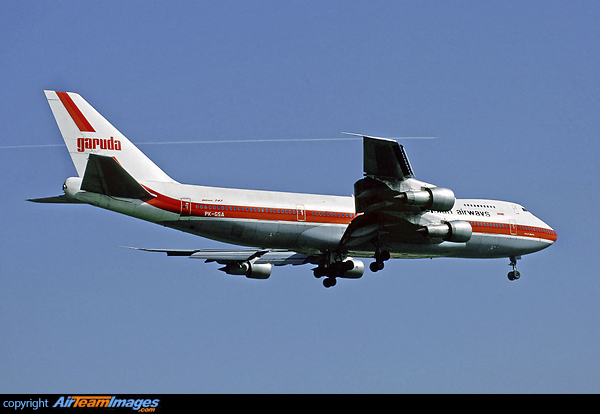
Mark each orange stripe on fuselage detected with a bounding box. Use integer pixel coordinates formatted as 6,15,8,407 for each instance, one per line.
469,220,557,242
141,186,355,225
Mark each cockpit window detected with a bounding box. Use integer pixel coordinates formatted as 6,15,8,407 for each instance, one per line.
522,207,528,212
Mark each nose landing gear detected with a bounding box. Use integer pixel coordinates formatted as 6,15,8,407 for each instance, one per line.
508,255,521,281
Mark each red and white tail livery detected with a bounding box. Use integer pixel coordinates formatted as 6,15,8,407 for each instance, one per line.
45,90,173,182
32,91,557,287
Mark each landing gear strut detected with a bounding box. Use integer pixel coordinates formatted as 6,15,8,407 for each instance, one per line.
370,249,390,273
508,255,521,281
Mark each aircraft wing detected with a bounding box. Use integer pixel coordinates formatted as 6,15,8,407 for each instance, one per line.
127,247,311,266
362,135,415,180
340,135,455,249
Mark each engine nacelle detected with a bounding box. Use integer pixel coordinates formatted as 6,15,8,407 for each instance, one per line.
337,258,365,279
421,220,472,243
397,187,455,211
220,262,272,279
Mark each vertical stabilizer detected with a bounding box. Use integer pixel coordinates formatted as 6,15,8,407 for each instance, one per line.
44,90,174,183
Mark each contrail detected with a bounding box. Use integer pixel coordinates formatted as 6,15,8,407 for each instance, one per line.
0,136,435,149
135,136,435,145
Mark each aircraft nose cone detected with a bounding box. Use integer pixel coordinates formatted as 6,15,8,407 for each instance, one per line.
539,221,557,247
548,226,558,244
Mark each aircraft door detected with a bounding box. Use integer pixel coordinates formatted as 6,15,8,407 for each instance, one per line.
181,198,192,216
509,219,517,236
296,204,306,222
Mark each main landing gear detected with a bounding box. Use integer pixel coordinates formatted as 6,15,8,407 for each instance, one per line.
369,249,390,273
508,255,521,281
313,259,355,288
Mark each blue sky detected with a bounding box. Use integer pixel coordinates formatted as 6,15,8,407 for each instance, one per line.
1,1,599,393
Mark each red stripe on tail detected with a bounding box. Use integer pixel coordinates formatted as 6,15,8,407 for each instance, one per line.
56,91,96,132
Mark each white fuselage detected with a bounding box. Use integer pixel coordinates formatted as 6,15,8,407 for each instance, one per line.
66,178,557,260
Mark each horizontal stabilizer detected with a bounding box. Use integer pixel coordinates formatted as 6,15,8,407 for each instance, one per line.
81,154,154,200
27,195,84,204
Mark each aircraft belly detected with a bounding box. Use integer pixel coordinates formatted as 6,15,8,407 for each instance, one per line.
470,233,553,258
348,234,519,259
75,193,174,223
374,232,551,260
158,217,254,246
298,223,347,250
156,217,344,251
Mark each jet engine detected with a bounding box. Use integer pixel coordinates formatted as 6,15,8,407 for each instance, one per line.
337,258,365,279
419,220,472,243
396,187,455,211
220,262,272,279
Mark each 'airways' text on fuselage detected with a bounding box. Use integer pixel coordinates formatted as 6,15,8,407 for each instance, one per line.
455,209,491,217
76,136,122,152
431,208,492,217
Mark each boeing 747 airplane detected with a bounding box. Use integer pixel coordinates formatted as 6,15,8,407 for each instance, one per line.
31,91,557,287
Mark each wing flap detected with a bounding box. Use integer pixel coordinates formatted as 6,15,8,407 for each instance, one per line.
127,247,310,266
190,249,269,262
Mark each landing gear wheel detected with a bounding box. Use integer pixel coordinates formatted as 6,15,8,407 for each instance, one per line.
507,256,521,281
379,250,391,262
508,270,521,281
323,277,337,288
370,261,385,272
313,266,328,278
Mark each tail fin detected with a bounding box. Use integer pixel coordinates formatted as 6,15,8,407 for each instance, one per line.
44,90,174,183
